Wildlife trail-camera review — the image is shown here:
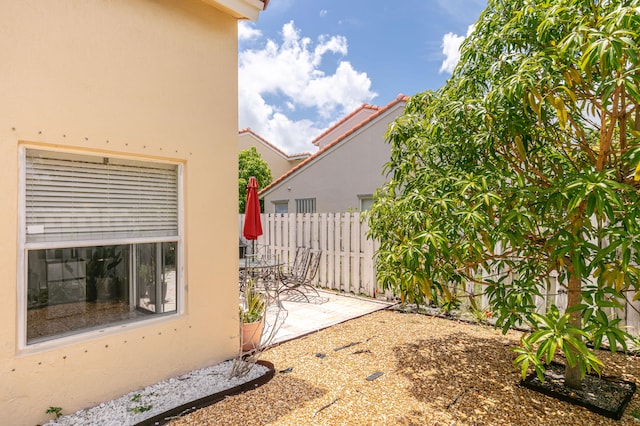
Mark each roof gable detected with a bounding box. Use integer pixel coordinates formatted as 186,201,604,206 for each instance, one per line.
239,128,311,160
312,104,381,148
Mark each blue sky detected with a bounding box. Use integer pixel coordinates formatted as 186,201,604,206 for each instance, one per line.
239,0,487,154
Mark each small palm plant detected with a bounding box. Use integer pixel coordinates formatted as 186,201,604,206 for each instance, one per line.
239,279,265,324
239,279,266,354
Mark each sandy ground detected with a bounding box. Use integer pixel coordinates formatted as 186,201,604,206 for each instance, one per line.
169,309,640,425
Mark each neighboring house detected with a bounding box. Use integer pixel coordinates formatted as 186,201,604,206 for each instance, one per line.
260,94,408,213
0,1,266,425
239,128,310,180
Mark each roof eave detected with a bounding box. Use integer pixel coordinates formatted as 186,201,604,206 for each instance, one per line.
200,0,265,20
288,154,311,161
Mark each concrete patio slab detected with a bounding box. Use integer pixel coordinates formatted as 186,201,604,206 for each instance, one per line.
265,289,394,346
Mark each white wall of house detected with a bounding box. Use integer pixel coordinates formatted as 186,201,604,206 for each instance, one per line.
261,100,406,213
0,1,263,424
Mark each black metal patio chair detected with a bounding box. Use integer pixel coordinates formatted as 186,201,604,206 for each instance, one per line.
277,249,321,302
287,247,310,276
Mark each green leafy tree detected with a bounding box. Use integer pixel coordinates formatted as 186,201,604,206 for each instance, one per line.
369,0,640,389
239,147,272,213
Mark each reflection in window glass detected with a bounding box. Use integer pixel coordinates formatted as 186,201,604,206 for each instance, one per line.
26,243,177,344
136,242,177,314
360,197,375,211
274,201,288,214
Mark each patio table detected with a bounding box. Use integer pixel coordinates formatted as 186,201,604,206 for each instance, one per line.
239,257,284,298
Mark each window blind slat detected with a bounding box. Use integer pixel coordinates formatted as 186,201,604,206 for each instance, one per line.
26,150,179,243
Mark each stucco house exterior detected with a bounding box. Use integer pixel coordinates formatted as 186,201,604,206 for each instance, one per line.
239,128,310,179
0,1,266,424
259,95,408,214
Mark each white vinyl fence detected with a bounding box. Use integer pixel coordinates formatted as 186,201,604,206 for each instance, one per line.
239,213,380,297
239,212,640,337
458,269,640,338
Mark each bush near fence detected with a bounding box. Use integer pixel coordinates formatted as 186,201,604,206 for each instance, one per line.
240,213,640,337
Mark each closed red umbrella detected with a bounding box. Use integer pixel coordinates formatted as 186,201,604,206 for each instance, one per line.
243,176,263,241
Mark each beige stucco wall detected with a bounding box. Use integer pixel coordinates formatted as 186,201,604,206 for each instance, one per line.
0,1,243,424
262,103,405,213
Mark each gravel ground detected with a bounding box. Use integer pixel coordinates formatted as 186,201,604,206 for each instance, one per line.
43,360,269,426
169,310,640,426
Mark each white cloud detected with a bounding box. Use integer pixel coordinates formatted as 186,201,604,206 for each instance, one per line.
239,21,377,154
439,25,474,74
320,9,328,17
313,34,348,65
302,62,374,118
238,21,262,41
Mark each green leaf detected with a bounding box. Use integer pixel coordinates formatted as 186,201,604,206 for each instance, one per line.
515,135,527,160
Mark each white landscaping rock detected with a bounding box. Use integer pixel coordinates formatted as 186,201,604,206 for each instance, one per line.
45,360,269,426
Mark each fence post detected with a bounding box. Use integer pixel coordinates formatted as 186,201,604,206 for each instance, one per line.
319,213,328,288
335,213,344,291
287,214,296,262
361,215,376,297
351,213,362,295
340,213,350,292
327,213,336,290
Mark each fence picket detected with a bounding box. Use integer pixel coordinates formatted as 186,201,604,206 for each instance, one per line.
319,213,328,287
333,213,342,291
351,213,361,295
327,213,336,289
341,213,350,292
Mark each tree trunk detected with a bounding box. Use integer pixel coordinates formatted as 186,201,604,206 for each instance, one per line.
565,267,582,389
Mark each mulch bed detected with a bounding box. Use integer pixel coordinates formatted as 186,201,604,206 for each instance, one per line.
521,361,636,420
167,310,640,425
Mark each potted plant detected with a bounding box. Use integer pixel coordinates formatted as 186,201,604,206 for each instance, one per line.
239,279,265,352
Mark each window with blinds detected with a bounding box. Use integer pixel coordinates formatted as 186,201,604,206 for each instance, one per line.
25,149,179,244
22,149,181,346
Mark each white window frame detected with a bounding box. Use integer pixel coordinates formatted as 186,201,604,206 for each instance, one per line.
272,200,289,214
358,194,375,211
17,146,184,352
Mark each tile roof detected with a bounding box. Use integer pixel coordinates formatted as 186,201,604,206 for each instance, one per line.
311,103,381,147
259,94,408,195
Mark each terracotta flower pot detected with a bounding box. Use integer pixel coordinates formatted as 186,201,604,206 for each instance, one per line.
242,319,264,352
